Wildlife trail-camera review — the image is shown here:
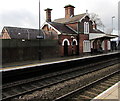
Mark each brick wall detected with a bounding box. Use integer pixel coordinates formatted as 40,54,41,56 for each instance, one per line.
59,35,78,56
67,22,78,31
79,34,89,54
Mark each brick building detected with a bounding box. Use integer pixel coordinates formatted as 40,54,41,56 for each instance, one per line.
42,4,117,56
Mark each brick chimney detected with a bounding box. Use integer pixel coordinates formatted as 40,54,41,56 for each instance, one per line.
64,4,75,19
93,21,97,29
45,8,52,22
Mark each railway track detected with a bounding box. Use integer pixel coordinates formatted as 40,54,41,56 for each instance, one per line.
54,70,119,101
2,57,119,101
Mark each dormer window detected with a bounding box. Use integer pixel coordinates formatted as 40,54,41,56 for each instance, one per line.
84,22,89,34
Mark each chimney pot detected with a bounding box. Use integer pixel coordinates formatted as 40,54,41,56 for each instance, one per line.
64,4,75,19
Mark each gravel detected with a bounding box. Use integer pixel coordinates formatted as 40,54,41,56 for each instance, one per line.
13,64,119,101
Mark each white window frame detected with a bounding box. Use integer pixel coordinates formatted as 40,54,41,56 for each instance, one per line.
102,41,105,50
83,40,91,52
84,22,89,34
107,41,111,50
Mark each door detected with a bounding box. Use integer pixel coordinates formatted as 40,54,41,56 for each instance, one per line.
64,41,68,56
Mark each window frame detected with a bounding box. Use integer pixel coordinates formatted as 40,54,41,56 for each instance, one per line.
84,22,89,34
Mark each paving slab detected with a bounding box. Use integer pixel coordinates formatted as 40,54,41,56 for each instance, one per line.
92,82,120,100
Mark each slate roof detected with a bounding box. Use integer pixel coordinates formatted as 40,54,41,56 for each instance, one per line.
48,22,76,34
54,13,86,24
91,29,105,33
3,26,44,39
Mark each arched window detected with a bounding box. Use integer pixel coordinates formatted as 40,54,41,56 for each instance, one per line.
84,22,89,34
72,39,78,45
62,39,70,46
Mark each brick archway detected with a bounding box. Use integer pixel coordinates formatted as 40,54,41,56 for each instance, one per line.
62,39,70,56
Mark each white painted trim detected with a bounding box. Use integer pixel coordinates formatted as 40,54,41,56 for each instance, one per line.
89,33,117,40
41,22,47,28
41,22,61,35
91,40,94,48
102,41,105,50
62,38,70,46
72,39,78,45
79,13,89,22
107,40,111,50
62,33,77,36
84,22,89,34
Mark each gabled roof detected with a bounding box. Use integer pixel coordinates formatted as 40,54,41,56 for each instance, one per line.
2,26,44,39
54,13,86,24
48,22,76,34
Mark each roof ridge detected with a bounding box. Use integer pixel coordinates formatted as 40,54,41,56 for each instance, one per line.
54,13,86,21
4,26,38,30
54,13,87,23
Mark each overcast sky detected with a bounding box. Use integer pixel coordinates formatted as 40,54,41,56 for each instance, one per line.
0,0,119,35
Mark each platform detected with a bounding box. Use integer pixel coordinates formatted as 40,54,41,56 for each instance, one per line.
92,82,120,100
1,51,119,72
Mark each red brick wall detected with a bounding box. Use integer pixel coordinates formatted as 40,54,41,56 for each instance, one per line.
0,28,11,39
59,35,78,56
104,39,109,52
79,34,89,54
80,17,93,33
66,16,94,34
65,7,74,19
67,22,78,31
42,25,58,39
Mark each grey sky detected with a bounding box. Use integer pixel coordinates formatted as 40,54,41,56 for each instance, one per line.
0,0,119,35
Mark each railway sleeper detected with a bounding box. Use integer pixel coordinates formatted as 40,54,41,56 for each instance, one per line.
77,95,93,99
108,79,119,82
94,86,106,91
84,91,98,96
14,86,25,92
2,93,11,98
89,88,103,94
104,81,117,84
100,82,113,87
110,78,119,81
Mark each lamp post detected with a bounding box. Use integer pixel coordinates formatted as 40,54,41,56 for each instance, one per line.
112,16,115,33
38,0,41,60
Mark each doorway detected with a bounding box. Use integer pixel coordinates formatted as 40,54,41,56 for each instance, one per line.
64,41,68,56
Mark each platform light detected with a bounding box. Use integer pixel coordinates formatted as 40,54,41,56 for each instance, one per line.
112,16,115,33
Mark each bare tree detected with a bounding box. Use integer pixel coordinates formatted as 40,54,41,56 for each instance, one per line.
89,13,105,30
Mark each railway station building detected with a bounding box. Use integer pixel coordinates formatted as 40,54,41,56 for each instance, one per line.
0,4,118,58
42,5,117,56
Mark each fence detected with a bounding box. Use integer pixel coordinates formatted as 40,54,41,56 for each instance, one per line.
2,39,59,64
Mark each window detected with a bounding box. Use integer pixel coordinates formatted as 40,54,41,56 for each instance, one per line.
102,41,105,50
84,22,89,34
107,41,111,50
83,40,91,52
